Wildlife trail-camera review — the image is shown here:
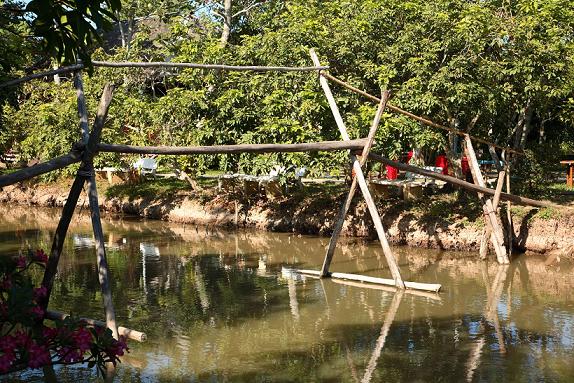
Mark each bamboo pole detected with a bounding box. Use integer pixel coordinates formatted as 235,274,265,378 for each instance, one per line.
98,139,368,155
91,60,329,72
321,92,390,276
0,61,329,89
74,71,90,144
0,152,82,188
479,170,506,259
45,310,146,342
320,72,523,155
82,84,119,339
0,64,84,89
367,152,560,209
297,269,441,292
86,172,118,339
463,135,509,264
310,49,404,288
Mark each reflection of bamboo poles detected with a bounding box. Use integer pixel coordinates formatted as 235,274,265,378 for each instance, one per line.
361,290,404,383
194,264,210,312
466,263,511,382
287,277,300,322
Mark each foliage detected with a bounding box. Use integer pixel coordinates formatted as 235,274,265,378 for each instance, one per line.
0,249,128,376
2,0,574,178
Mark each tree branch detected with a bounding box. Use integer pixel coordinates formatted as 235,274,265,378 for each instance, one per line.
232,1,264,18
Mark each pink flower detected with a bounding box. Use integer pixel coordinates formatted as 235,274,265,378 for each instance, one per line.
72,327,93,353
30,306,44,319
42,327,58,341
57,346,83,363
34,249,48,264
107,337,128,357
0,351,15,373
16,255,27,269
0,336,17,353
13,330,30,347
0,276,11,291
33,286,48,300
28,342,51,369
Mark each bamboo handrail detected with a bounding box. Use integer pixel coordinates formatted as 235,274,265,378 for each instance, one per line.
0,151,82,188
98,139,368,155
321,72,523,155
367,152,560,209
0,61,329,89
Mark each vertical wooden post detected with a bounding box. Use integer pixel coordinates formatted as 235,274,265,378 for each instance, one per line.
463,135,509,264
310,49,404,288
503,152,514,255
74,70,89,145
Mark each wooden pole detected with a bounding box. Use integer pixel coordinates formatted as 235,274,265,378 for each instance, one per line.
310,49,404,288
504,152,515,254
367,152,560,209
479,170,506,259
81,84,119,339
0,61,329,89
74,70,90,144
0,64,84,89
98,139,368,155
0,152,83,188
297,269,441,292
320,72,523,156
321,92,390,276
45,310,146,342
463,135,509,264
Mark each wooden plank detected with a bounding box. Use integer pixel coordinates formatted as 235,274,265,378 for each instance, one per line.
0,152,82,188
320,92,390,276
297,269,441,292
367,152,561,209
464,135,509,264
320,72,523,155
98,139,368,155
46,310,146,342
310,49,404,288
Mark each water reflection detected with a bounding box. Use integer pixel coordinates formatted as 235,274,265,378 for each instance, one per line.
0,205,573,382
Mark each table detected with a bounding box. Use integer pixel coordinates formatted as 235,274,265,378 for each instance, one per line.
561,160,574,187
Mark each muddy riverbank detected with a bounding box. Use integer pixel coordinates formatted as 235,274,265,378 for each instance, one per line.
1,180,573,258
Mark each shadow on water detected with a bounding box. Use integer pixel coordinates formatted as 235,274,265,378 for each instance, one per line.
2,205,574,382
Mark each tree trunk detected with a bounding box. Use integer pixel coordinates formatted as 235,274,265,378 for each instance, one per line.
220,0,232,47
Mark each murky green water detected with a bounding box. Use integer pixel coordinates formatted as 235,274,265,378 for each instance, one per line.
2,205,574,382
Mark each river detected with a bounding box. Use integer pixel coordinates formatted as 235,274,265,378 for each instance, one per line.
2,206,573,382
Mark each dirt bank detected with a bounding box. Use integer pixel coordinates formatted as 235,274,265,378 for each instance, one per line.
1,180,573,258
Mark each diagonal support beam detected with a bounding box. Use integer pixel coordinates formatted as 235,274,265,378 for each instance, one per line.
310,49,404,288
463,135,509,264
